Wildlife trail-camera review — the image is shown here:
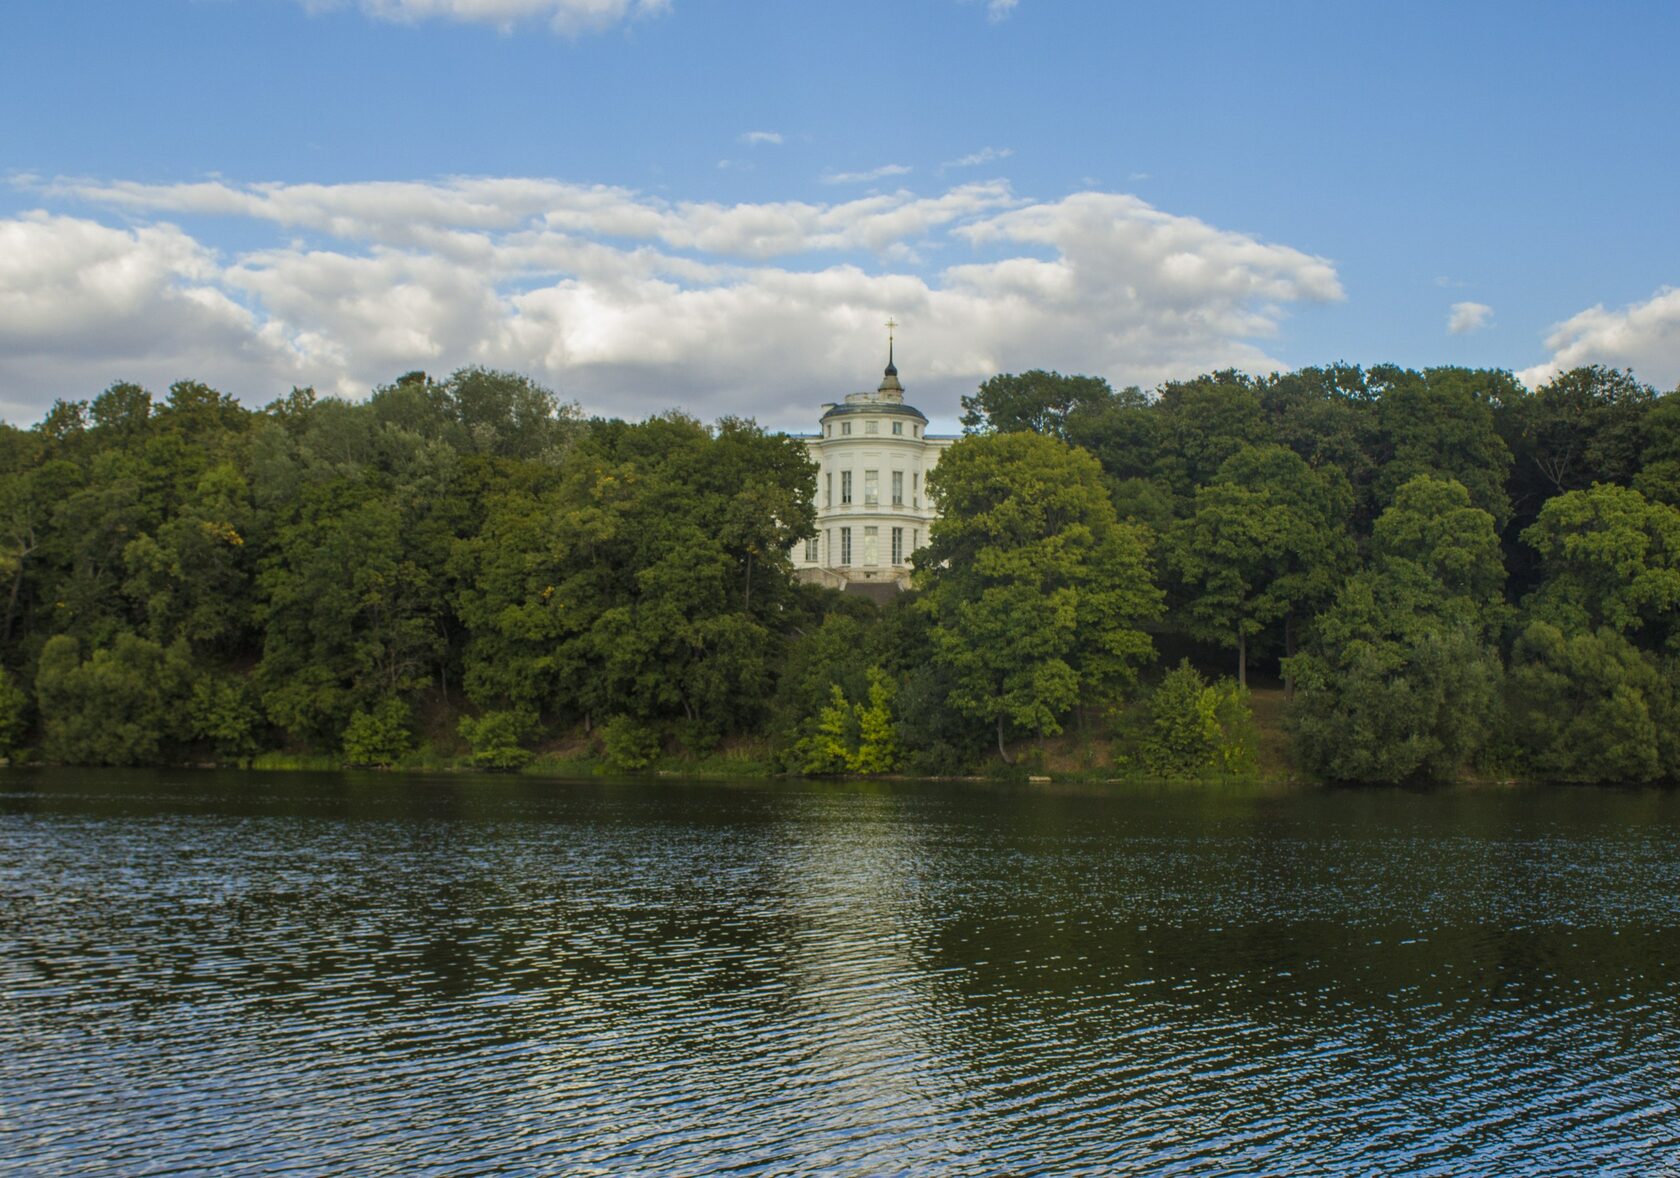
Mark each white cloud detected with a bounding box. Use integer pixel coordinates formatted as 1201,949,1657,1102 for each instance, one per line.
1518,287,1680,391
944,146,1013,169
739,131,783,147
0,212,307,420
1,175,1345,427
41,175,1018,261
1448,301,1493,334
821,164,912,185
304,0,670,34
987,0,1018,21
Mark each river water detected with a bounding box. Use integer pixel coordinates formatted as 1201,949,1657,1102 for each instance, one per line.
2,770,1678,1174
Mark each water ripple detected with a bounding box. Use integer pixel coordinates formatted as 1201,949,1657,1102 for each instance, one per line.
2,773,1679,1174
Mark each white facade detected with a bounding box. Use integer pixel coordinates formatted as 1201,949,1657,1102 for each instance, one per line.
791,356,956,591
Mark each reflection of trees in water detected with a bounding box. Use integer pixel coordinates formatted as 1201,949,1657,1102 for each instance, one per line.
904,787,1680,1166
7,773,1680,1171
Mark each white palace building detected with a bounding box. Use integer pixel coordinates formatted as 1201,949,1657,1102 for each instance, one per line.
790,334,956,596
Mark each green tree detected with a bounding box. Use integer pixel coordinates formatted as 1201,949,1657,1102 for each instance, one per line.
1167,444,1353,685
1371,475,1507,628
1150,371,1273,500
1259,364,1384,522
342,697,412,767
1373,366,1515,525
960,370,1116,438
456,413,813,742
849,668,900,774
1135,660,1257,782
794,684,856,774
1521,483,1680,651
457,709,536,770
35,634,193,765
257,483,446,743
1634,390,1680,506
919,432,1161,760
186,674,262,762
1285,563,1503,784
1504,622,1676,784
599,714,661,770
1505,366,1655,504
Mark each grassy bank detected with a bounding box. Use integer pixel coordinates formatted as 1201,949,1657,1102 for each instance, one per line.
7,686,1305,787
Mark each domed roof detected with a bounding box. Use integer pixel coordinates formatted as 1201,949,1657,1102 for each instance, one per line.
817,326,926,422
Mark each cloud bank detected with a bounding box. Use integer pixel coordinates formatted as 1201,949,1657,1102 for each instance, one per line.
1,174,1344,427
1519,287,1680,391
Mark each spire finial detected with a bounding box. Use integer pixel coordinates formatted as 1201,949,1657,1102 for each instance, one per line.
885,317,898,371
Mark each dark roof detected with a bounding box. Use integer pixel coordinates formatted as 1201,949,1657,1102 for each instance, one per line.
818,401,929,423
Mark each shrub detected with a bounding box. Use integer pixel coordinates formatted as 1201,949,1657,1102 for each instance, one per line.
790,668,901,775
457,709,535,770
600,714,661,770
343,697,412,767
1137,660,1257,782
35,634,192,765
1503,622,1678,784
187,675,261,760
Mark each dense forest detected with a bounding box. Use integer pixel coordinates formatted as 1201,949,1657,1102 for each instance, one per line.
0,361,1676,784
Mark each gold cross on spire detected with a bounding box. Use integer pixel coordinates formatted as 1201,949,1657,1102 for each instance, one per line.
885,317,897,368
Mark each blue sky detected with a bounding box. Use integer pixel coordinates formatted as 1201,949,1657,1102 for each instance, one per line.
3,0,1678,430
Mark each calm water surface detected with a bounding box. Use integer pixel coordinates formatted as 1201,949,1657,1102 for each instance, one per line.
2,770,1678,1174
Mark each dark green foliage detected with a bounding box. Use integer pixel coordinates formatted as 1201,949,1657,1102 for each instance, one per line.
1372,366,1515,526
1520,483,1680,650
36,634,193,765
1166,444,1354,684
3,355,1676,786
1286,568,1503,784
1504,623,1677,784
1633,391,1680,506
187,674,262,760
919,432,1162,760
453,412,814,739
342,697,412,767
1505,366,1655,503
1128,661,1257,782
1371,475,1507,630
457,709,535,770
767,611,878,770
0,667,27,755
1150,371,1273,500
960,370,1116,438
600,714,661,770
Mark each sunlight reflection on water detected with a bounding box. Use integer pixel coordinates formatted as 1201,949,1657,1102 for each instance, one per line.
2,771,1678,1174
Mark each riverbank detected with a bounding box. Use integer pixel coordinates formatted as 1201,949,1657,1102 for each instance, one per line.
43,688,1302,787
0,686,1545,789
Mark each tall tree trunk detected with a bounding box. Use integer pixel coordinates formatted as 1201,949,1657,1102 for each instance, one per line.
1237,630,1247,689
743,551,753,611
996,713,1012,764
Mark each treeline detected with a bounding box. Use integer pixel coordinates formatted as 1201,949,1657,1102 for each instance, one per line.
0,361,1676,784
948,364,1680,784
